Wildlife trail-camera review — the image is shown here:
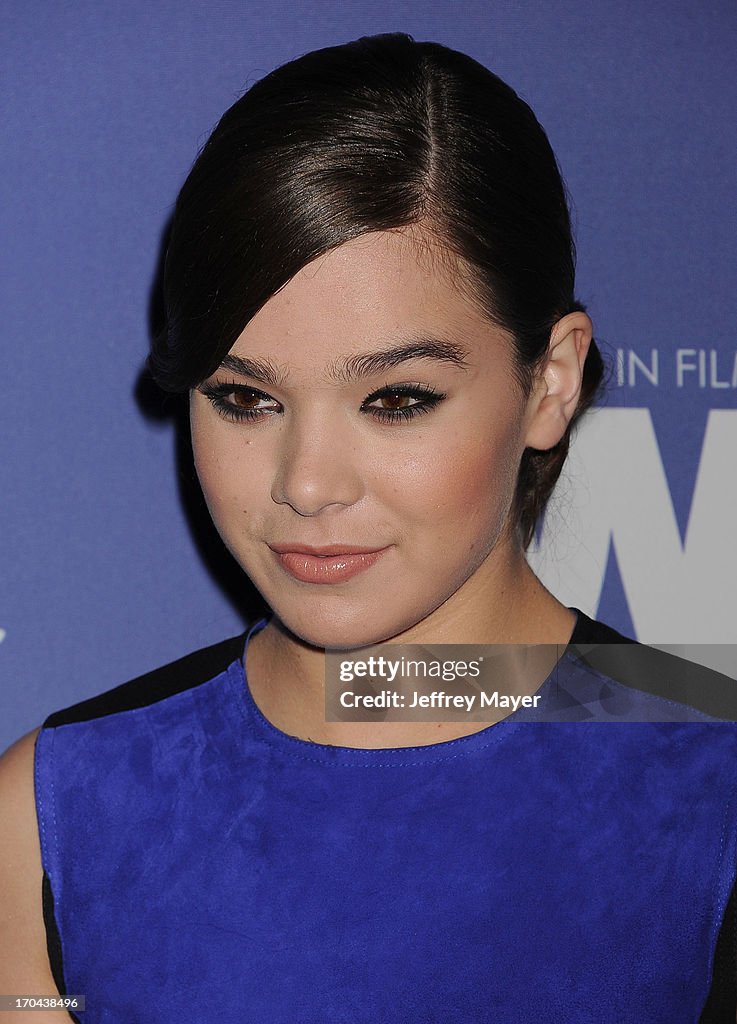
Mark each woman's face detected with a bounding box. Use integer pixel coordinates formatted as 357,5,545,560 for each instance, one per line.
190,226,543,649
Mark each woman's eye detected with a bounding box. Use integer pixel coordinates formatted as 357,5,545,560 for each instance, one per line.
199,383,281,423
372,393,417,410
229,391,278,412
363,386,445,423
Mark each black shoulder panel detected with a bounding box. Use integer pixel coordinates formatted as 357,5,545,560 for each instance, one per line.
569,608,737,720
569,608,636,646
42,631,248,727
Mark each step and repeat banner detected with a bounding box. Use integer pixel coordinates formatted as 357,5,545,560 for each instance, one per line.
2,1,735,750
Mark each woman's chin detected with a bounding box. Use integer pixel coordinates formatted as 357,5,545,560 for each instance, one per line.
270,605,413,652
285,621,391,652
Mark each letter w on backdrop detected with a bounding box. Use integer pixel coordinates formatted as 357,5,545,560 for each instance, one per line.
528,409,737,645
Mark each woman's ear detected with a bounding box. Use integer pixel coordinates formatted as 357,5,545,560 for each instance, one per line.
523,311,593,451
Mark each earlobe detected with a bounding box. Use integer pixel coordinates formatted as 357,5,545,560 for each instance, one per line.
523,312,593,452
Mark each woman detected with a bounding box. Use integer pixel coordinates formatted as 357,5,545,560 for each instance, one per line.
1,32,736,1023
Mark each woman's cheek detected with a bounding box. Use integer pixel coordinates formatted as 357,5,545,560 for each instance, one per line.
192,425,261,531
420,430,518,528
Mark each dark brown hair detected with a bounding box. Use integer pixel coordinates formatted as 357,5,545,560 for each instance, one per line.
149,31,604,548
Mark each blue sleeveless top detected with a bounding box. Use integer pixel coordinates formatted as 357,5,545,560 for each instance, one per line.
34,611,737,1022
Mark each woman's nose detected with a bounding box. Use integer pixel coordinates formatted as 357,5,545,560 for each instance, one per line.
270,420,364,516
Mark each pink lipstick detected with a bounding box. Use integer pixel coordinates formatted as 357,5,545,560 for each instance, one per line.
269,543,389,584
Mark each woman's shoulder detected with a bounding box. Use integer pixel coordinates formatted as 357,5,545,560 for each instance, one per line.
0,728,61,995
42,629,249,730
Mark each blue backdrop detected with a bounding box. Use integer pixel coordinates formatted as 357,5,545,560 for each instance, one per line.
2,0,736,752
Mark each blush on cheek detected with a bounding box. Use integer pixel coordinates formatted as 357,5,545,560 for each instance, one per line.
437,434,523,562
442,433,519,507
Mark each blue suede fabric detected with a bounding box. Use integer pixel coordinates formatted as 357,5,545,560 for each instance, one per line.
34,620,737,1022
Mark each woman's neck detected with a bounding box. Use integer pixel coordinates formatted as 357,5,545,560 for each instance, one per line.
244,557,576,749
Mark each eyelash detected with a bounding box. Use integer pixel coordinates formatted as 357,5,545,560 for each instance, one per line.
197,380,446,425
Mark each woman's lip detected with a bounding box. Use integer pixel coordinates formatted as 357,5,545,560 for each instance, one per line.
270,546,390,584
269,543,386,556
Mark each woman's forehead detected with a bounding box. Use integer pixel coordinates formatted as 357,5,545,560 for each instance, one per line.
278,228,459,297
226,228,501,366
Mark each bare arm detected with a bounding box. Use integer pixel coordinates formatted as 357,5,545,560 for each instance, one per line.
0,728,68,1021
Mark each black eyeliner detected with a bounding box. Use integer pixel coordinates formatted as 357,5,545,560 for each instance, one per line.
360,382,446,424
199,379,447,425
198,380,281,424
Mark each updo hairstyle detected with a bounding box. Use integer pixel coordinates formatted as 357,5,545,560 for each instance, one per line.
149,32,604,549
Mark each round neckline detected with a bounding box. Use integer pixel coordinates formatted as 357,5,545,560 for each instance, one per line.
233,612,583,765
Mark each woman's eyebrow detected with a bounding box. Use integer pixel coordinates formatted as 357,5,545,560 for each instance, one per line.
217,338,470,386
217,354,286,387
328,338,471,383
